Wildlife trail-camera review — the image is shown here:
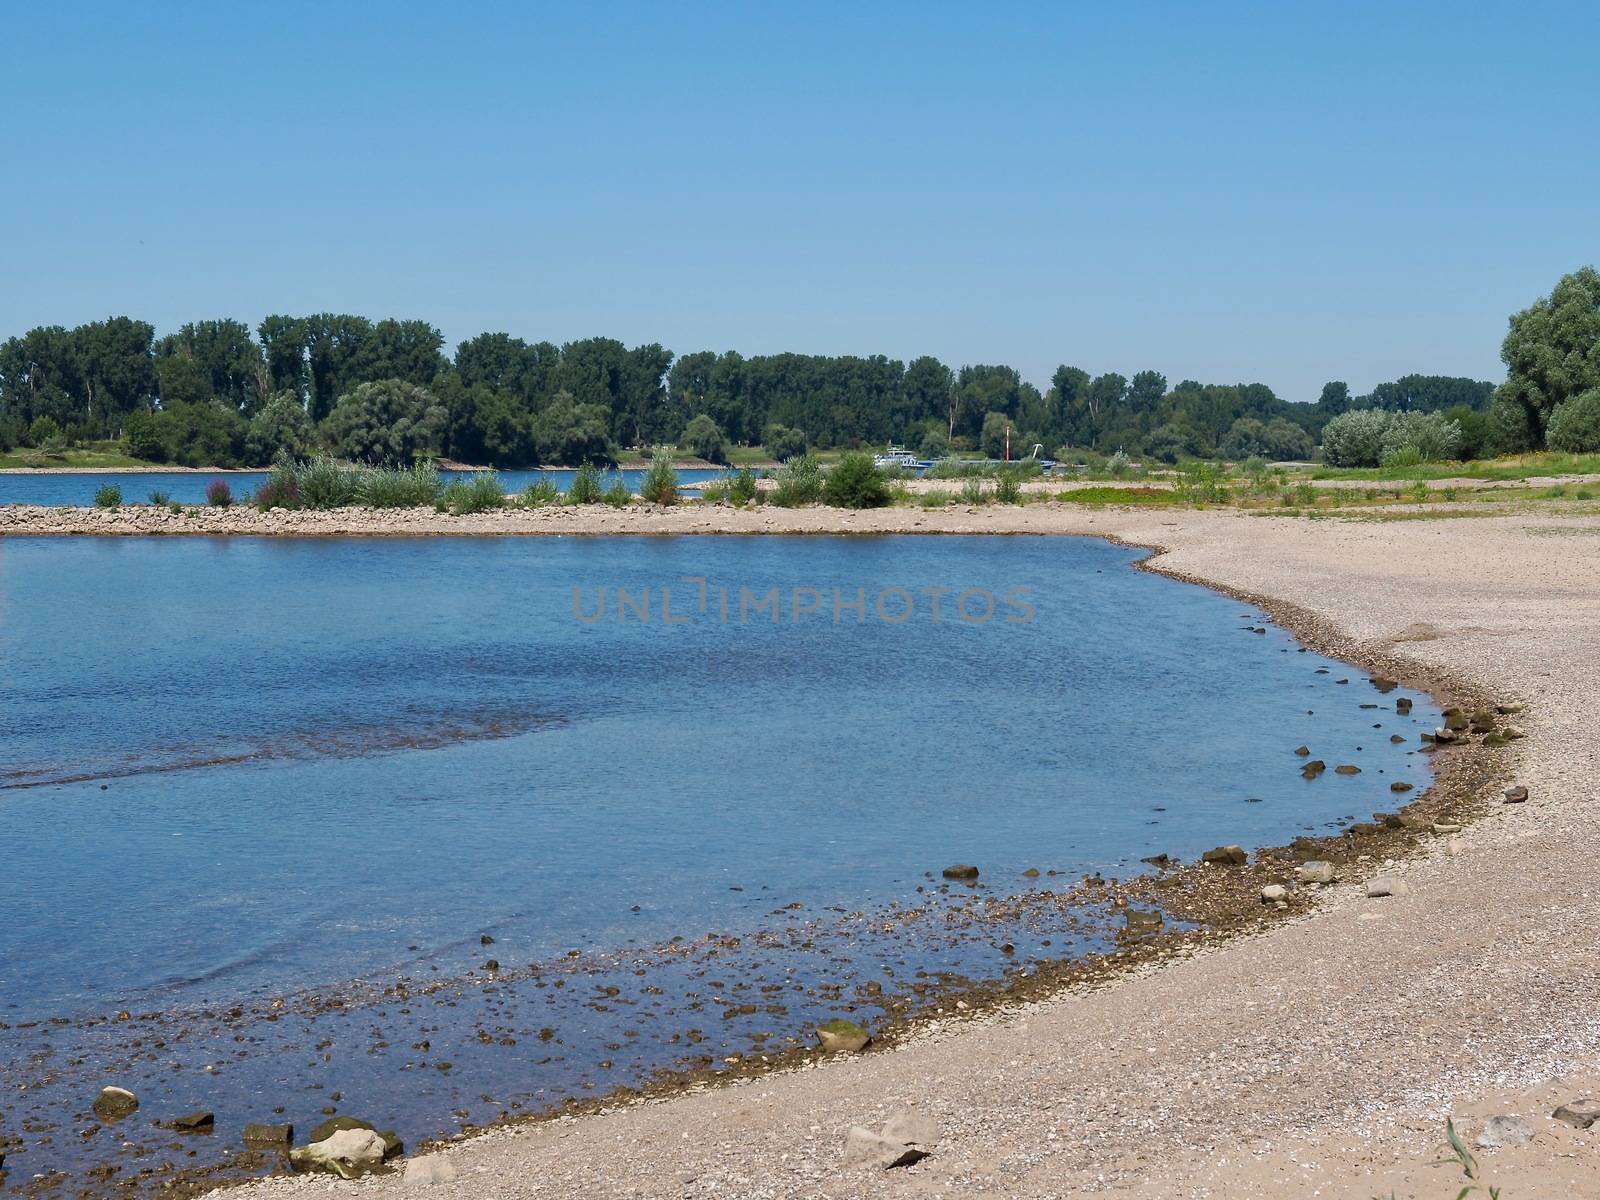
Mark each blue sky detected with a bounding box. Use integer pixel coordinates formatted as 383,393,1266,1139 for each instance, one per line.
2,1,1595,402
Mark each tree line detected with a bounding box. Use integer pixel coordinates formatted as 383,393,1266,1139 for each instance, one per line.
0,310,1512,468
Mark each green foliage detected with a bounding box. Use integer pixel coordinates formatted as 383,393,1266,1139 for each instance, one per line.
437,471,506,513
293,456,363,507
1498,265,1600,443
762,423,807,462
638,449,679,504
122,410,166,461
601,475,633,507
205,479,233,507
994,467,1026,505
960,476,988,505
1546,387,1600,452
1380,445,1424,470
917,426,950,460
520,477,561,507
1106,449,1133,477
1176,460,1230,503
822,451,890,508
534,391,616,466
1320,408,1392,467
979,410,1012,460
566,462,604,504
1380,410,1461,462
919,488,955,507
730,467,759,505
246,390,314,464
770,453,825,507
28,415,62,446
320,379,446,465
679,413,728,464
700,476,730,502
93,483,122,509
146,489,171,505
355,461,440,508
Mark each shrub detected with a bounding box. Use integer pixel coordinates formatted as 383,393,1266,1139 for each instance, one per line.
927,456,986,480
1176,460,1229,504
1380,411,1461,463
700,477,730,503
822,451,890,508
919,488,955,508
1380,445,1424,470
147,489,171,506
320,379,446,465
94,484,122,509
294,456,362,507
638,450,678,505
960,476,988,505
1546,388,1600,453
994,468,1025,505
520,477,561,507
679,414,729,464
1320,408,1392,467
356,462,441,508
254,464,302,510
763,424,807,462
205,479,233,507
28,415,61,448
437,472,506,514
1107,450,1133,478
730,467,759,506
770,453,825,507
567,462,604,504
918,427,951,460
601,475,633,507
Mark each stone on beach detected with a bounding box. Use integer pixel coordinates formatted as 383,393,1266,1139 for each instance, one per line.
1366,877,1409,898
816,1019,871,1053
242,1122,294,1148
1504,785,1529,804
844,1109,939,1169
290,1127,389,1177
1260,884,1288,904
1301,759,1327,777
1298,861,1337,883
1473,1114,1532,1149
1552,1099,1600,1129
1201,845,1248,866
169,1111,214,1132
404,1156,460,1185
941,864,979,881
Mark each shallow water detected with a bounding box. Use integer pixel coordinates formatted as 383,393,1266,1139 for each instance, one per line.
0,467,724,507
0,535,1437,1193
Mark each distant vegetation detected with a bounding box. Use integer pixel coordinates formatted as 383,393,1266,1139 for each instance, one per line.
1,266,1593,470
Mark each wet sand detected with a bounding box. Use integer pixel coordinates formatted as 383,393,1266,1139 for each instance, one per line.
179,503,1600,1199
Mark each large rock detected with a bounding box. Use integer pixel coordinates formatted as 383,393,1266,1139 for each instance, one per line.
307,1116,402,1160
816,1019,871,1053
404,1156,460,1186
1201,845,1247,866
1503,785,1529,804
290,1128,389,1178
1334,764,1361,775
1553,1099,1600,1129
168,1111,214,1132
1366,877,1409,898
844,1109,939,1169
1301,759,1327,778
1474,1114,1532,1149
92,1086,138,1119
1298,861,1337,884
1260,884,1288,903
941,864,979,882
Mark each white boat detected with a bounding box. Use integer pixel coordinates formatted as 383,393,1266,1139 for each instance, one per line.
873,445,934,470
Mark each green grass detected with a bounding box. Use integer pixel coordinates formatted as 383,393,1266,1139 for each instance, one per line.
1308,451,1600,482
1056,485,1180,505
0,444,153,469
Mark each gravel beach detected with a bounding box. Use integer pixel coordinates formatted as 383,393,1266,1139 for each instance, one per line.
42,502,1591,1198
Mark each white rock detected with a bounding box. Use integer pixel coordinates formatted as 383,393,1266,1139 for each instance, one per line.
1260,884,1288,903
1297,861,1337,884
289,1128,388,1176
1366,877,1409,898
1475,1114,1533,1149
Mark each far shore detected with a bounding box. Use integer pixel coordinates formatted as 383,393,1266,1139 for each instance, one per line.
0,456,745,476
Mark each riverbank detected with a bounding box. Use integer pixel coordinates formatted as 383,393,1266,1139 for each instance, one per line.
187,505,1600,1199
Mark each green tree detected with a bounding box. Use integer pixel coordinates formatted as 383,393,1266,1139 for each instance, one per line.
980,410,1012,459
822,451,890,508
680,413,728,463
1320,408,1391,467
762,423,807,461
320,379,447,464
1546,388,1600,452
533,390,615,465
245,391,315,464
1497,265,1600,443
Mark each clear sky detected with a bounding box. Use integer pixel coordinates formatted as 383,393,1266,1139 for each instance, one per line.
3,1,1596,402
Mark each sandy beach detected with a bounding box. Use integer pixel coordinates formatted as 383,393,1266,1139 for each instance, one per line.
47,501,1559,1198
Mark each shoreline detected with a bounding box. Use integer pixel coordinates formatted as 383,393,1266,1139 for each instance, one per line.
205,504,1600,1199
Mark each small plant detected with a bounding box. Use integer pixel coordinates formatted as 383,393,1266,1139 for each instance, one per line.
356,462,440,508
437,471,506,514
770,453,825,507
254,473,302,511
730,467,759,506
94,484,122,509
1441,1117,1500,1198
995,467,1025,505
293,456,362,508
567,462,604,504
1443,487,1460,501
960,476,988,505
1381,444,1425,470
205,479,233,507
822,451,890,509
638,450,679,504
147,489,171,506
1176,460,1228,505
1107,449,1133,478
700,477,731,503
601,475,633,507
1294,481,1317,506
1408,479,1429,503
919,488,955,508
520,477,561,507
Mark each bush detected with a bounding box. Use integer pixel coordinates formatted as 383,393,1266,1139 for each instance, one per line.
638,450,678,505
1546,388,1600,452
147,489,171,506
123,411,167,462
520,477,561,507
1320,408,1392,467
770,453,825,507
601,475,633,507
28,415,61,448
917,427,951,460
438,472,506,514
994,468,1025,505
960,476,988,505
763,424,807,462
1380,445,1424,470
254,473,301,511
822,451,889,508
567,462,604,504
680,414,728,464
94,484,122,509
205,479,233,507
1176,460,1229,504
1380,411,1461,463
730,467,759,506
1106,450,1133,478
700,477,730,502
919,488,955,508
356,462,441,508
294,456,362,507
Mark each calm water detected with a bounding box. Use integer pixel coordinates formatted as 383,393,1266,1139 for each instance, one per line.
0,535,1436,1193
0,467,725,507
